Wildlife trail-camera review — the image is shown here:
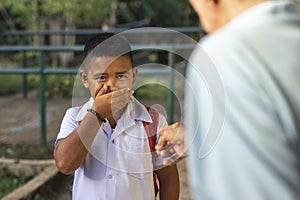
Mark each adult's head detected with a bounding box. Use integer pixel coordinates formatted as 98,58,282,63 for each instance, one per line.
189,0,268,32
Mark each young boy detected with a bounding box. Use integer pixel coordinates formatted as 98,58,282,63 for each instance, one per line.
54,33,179,200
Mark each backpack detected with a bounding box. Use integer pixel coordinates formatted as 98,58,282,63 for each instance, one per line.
142,106,159,196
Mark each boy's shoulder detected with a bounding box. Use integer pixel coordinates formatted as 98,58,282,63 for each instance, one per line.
62,106,82,122
66,106,81,114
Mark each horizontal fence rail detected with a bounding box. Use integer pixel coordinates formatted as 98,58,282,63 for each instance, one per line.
1,27,202,37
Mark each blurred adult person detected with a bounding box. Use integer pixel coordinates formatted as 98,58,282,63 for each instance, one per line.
156,0,300,199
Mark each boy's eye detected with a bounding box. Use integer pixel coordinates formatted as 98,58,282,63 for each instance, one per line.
94,75,107,81
118,74,128,80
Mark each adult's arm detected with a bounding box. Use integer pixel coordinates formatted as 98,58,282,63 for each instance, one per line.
155,122,187,165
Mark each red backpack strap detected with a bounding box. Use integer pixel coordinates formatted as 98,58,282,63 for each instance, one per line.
142,106,159,196
143,107,159,152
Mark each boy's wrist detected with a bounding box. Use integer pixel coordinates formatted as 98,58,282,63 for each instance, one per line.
87,108,107,123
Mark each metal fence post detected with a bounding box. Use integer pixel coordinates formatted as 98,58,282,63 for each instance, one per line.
21,35,28,98
39,51,46,144
168,50,174,124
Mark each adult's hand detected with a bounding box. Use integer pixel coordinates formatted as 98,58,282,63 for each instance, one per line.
155,122,187,165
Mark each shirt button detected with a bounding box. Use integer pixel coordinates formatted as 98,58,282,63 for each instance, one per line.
107,174,113,179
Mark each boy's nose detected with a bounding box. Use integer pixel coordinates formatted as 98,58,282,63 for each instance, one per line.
106,78,118,91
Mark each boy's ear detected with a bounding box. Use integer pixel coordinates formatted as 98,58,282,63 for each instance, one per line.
80,70,89,88
132,67,138,84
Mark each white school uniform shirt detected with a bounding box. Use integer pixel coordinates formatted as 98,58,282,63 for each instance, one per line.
56,97,167,200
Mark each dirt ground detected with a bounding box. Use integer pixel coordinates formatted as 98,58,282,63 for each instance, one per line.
0,91,193,200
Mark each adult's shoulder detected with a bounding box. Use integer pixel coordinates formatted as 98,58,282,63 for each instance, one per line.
199,27,245,56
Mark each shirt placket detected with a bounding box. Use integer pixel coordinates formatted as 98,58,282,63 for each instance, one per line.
105,172,116,199
104,126,117,199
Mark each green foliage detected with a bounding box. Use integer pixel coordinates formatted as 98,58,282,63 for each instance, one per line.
0,0,114,32
117,0,198,27
40,0,113,26
0,163,33,199
1,0,197,33
12,52,39,63
134,83,169,100
28,74,75,98
0,75,22,96
134,72,185,100
45,74,75,98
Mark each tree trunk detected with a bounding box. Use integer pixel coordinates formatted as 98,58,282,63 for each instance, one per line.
49,15,62,67
31,0,42,46
1,8,16,31
102,2,117,30
59,16,75,67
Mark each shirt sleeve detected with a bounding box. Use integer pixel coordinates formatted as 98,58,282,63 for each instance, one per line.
54,107,79,147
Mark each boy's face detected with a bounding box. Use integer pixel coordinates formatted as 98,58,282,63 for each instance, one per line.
81,56,137,99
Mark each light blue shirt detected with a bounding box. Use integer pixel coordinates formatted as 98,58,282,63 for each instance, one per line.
56,97,167,200
185,1,300,199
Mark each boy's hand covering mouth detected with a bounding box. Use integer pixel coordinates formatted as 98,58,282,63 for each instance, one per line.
93,84,133,119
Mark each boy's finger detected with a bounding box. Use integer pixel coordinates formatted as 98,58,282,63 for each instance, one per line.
95,83,102,96
111,87,132,98
95,84,107,97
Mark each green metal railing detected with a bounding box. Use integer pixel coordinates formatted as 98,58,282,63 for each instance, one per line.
1,27,201,38
0,28,201,144
0,46,82,144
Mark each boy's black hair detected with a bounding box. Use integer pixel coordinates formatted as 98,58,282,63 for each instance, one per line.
83,32,133,66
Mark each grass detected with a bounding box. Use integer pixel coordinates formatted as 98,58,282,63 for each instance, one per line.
0,142,54,159
0,142,55,199
0,142,72,200
0,163,33,199
0,75,22,96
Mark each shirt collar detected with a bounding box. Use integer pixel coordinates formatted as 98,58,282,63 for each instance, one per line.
111,97,153,141
115,97,153,129
125,97,153,123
